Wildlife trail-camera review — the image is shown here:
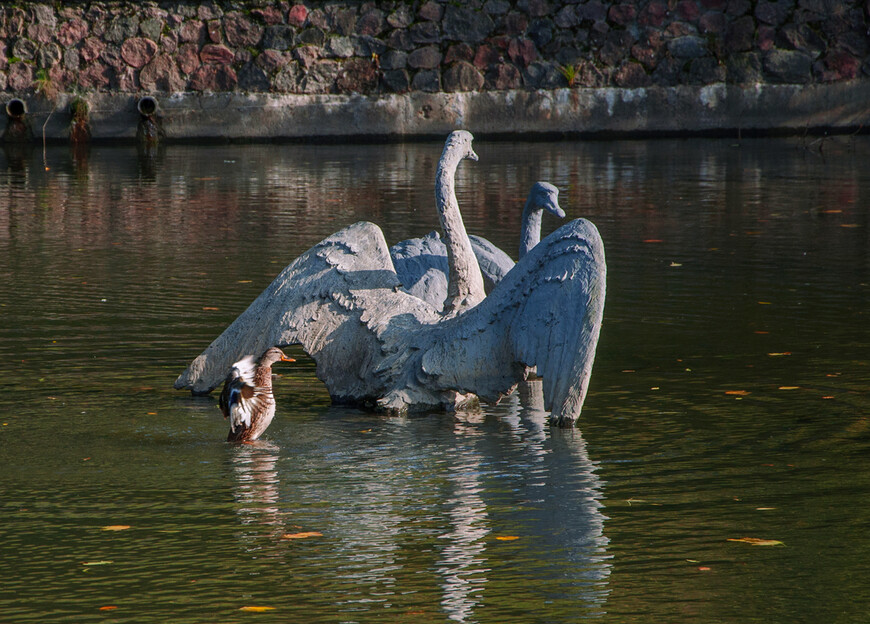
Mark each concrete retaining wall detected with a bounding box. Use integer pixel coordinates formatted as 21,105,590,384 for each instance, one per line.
2,1,869,140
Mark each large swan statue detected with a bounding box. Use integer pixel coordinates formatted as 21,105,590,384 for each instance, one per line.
175,131,606,427
390,181,565,310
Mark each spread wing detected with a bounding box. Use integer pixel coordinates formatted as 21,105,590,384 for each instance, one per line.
218,355,264,433
175,221,438,399
418,219,606,426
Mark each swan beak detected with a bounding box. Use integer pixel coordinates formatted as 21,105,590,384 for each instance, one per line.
280,356,296,362
549,202,566,219
468,149,479,162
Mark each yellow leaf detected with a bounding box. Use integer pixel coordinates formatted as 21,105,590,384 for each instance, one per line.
99,606,117,611
725,390,750,396
778,386,800,391
495,535,520,541
82,560,113,566
240,606,276,612
280,532,322,540
727,537,785,546
101,525,131,531
767,352,791,357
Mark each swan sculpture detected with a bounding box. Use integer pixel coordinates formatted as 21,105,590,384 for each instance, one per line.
219,347,295,442
175,131,606,426
390,181,565,309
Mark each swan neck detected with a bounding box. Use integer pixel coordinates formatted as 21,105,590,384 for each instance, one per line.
436,150,485,317
519,200,543,259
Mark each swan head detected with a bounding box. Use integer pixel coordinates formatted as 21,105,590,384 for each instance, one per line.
258,347,296,367
529,181,565,218
444,130,478,162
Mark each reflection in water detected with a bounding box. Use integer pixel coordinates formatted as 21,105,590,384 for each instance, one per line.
229,441,284,543
438,381,610,621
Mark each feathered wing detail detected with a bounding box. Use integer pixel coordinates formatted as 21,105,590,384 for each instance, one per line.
175,221,439,400
413,219,606,426
218,355,269,433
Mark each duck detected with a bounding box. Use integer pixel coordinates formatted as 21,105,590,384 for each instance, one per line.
218,347,295,442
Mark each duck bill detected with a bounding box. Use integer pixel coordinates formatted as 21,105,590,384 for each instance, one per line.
280,356,296,362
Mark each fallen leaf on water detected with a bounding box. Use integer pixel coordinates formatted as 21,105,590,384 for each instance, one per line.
240,606,276,612
727,537,785,546
83,560,114,566
280,532,322,540
758,301,772,305
767,352,791,357
202,306,220,311
756,507,777,511
101,525,131,531
698,566,712,571
643,239,663,243
495,536,520,541
236,280,253,284
99,606,117,611
725,390,751,396
778,386,800,390
669,262,682,267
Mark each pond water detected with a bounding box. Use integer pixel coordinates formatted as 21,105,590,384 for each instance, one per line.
1,135,868,623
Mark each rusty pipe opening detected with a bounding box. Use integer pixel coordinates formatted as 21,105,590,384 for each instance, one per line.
137,96,158,117
6,98,27,119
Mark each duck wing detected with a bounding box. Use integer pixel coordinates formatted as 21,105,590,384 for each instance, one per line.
175,221,438,401
218,355,269,433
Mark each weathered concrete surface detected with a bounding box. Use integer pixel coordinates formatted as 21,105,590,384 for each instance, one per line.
7,81,870,142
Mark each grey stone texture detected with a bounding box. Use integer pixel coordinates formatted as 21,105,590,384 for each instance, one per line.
1,0,867,99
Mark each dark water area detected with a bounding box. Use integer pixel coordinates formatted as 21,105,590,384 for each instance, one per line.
1,136,868,623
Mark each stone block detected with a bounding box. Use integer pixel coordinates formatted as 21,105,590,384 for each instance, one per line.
409,45,442,69
251,6,284,26
189,63,238,91
293,46,321,69
263,25,296,50
381,68,410,92
486,61,522,89
179,20,206,44
140,54,185,91
615,61,652,87
445,44,474,65
381,50,409,70
763,48,812,82
224,12,264,47
411,68,441,92
443,61,485,91
325,36,355,58
200,44,234,65
443,6,495,43
273,62,301,92
357,9,386,36
177,43,202,74
724,15,755,53
387,5,414,29
474,44,502,69
410,22,441,44
121,37,158,68
57,18,89,47
288,5,308,28
418,2,444,22
337,57,379,93
238,63,270,91
508,38,538,67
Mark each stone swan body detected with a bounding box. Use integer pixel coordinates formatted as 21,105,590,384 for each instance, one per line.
175,131,606,427
219,347,295,442
390,182,565,310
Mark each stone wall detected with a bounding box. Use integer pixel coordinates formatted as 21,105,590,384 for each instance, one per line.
1,0,867,98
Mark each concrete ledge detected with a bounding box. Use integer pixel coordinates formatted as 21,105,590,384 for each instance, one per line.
5,81,870,142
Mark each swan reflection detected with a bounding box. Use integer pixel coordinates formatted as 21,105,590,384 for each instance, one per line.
225,387,610,619
437,380,611,621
